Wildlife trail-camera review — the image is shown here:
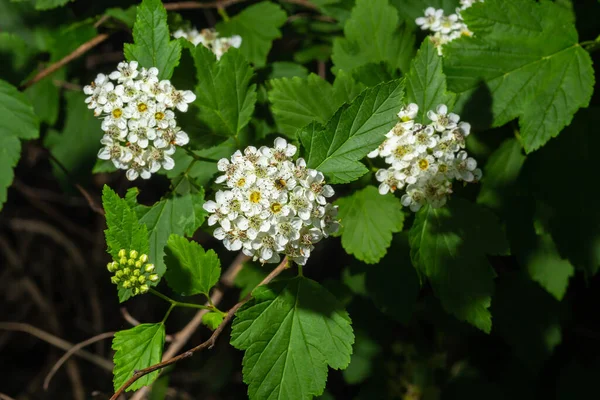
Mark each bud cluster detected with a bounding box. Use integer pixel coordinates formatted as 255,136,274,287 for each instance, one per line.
203,138,340,266
84,61,195,180
106,249,159,296
415,0,484,55
368,103,482,212
173,27,242,60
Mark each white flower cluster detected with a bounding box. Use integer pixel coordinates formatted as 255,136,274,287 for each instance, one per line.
415,0,484,55
203,138,339,265
368,103,482,212
84,61,195,180
173,27,242,60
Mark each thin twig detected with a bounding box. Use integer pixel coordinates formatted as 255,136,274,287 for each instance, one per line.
0,322,112,371
20,34,110,90
129,253,250,400
163,0,246,11
45,151,105,216
44,331,116,390
120,307,141,327
111,257,290,400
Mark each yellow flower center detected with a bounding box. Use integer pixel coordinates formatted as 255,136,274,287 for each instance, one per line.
270,202,282,213
112,108,123,118
137,103,148,112
155,111,165,120
236,178,246,187
439,164,448,173
249,191,261,203
418,159,429,170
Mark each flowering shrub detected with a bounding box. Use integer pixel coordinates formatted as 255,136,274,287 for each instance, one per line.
1,0,599,399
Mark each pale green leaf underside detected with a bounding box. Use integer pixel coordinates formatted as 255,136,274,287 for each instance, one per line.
332,0,415,74
444,0,594,152
191,45,257,137
298,79,405,184
112,323,165,392
216,1,287,67
409,199,508,332
164,234,221,297
405,37,456,124
335,186,404,264
268,72,365,137
231,277,354,400
124,0,181,80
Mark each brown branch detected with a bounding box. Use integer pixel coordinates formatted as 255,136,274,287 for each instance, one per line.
110,257,290,400
163,0,247,10
20,34,110,90
44,331,116,390
0,322,113,371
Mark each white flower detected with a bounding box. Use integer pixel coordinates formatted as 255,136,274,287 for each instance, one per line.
204,137,339,265
370,103,482,212
172,27,242,60
84,64,195,181
416,7,443,31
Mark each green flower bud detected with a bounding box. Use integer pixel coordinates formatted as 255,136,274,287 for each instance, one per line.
135,260,143,269
139,254,149,263
149,274,159,282
140,284,149,294
120,257,127,265
129,250,138,259
127,258,135,266
138,275,146,284
122,267,131,276
133,269,141,277
118,249,127,258
145,264,155,273
110,276,120,284
129,276,137,285
122,281,131,288
107,262,117,272
132,287,140,295
115,270,124,278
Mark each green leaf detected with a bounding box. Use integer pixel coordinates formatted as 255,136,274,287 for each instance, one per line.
268,71,365,137
112,323,166,392
202,312,225,330
124,0,181,80
164,234,221,297
0,79,39,211
350,61,400,87
106,6,137,28
33,0,73,11
405,37,456,124
231,276,354,400
444,0,594,152
44,91,102,186
335,186,404,263
234,263,268,300
268,62,309,79
409,198,508,332
332,0,415,74
298,79,404,184
102,185,149,260
476,138,526,212
524,233,574,301
216,1,287,67
134,187,206,278
24,74,61,125
342,332,381,385
191,45,256,137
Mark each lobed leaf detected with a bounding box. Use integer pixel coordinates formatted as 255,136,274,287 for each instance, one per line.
335,186,404,264
164,234,221,297
112,323,165,392
124,0,181,80
231,276,354,400
409,198,508,332
444,0,594,152
216,1,287,67
190,45,256,137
